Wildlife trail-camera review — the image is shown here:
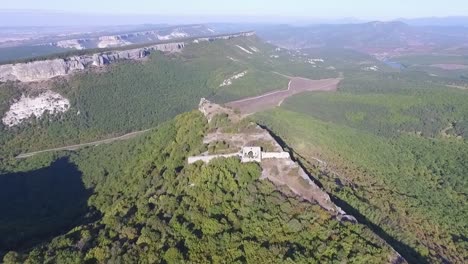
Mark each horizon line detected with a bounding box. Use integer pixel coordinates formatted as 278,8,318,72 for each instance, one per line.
2,9,468,21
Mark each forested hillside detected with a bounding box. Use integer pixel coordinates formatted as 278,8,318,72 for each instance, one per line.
255,73,468,263
0,35,337,158
1,29,467,264
1,111,398,263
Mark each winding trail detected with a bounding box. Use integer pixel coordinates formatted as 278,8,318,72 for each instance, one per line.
15,129,152,159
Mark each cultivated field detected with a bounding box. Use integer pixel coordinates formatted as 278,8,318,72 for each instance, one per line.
225,77,340,114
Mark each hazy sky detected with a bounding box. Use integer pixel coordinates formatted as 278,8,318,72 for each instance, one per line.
2,0,468,19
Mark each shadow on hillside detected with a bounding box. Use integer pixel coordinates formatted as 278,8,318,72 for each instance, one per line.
0,157,93,254
259,124,428,264
331,197,429,264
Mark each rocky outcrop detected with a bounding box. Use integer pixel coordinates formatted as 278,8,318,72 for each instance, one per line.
50,25,217,50
97,35,131,48
219,71,247,87
193,31,255,43
56,39,88,50
157,29,189,40
2,90,70,127
0,42,185,82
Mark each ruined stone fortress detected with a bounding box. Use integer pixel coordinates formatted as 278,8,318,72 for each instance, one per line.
189,98,291,165
188,146,290,164
189,98,357,223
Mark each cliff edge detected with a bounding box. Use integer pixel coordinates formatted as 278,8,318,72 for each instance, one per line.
0,32,255,83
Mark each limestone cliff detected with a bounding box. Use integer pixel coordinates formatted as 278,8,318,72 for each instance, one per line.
0,42,184,82
52,25,214,49
56,39,88,50
0,32,255,83
97,35,131,48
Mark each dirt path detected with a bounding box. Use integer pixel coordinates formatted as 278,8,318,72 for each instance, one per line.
16,129,152,159
226,76,341,114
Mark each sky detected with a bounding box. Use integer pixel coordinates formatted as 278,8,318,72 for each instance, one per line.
2,0,468,20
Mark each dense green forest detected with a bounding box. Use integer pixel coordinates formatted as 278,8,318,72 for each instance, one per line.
2,34,467,263
0,51,216,157
0,111,397,263
0,35,338,158
255,74,468,263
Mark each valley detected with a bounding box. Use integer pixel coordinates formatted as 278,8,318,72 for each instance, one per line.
0,16,467,264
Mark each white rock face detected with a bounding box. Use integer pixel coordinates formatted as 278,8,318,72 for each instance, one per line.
98,35,132,48
249,46,260,52
56,39,85,50
310,58,324,62
194,32,255,44
0,42,185,82
0,32,256,83
220,71,248,87
157,29,189,40
363,65,379,71
2,91,70,127
0,59,84,82
236,45,253,54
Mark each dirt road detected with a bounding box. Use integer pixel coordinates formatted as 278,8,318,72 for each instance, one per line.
226,76,341,114
15,129,152,159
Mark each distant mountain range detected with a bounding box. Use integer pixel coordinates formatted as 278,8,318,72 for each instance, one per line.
2,9,468,61
252,21,468,58
399,16,468,27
